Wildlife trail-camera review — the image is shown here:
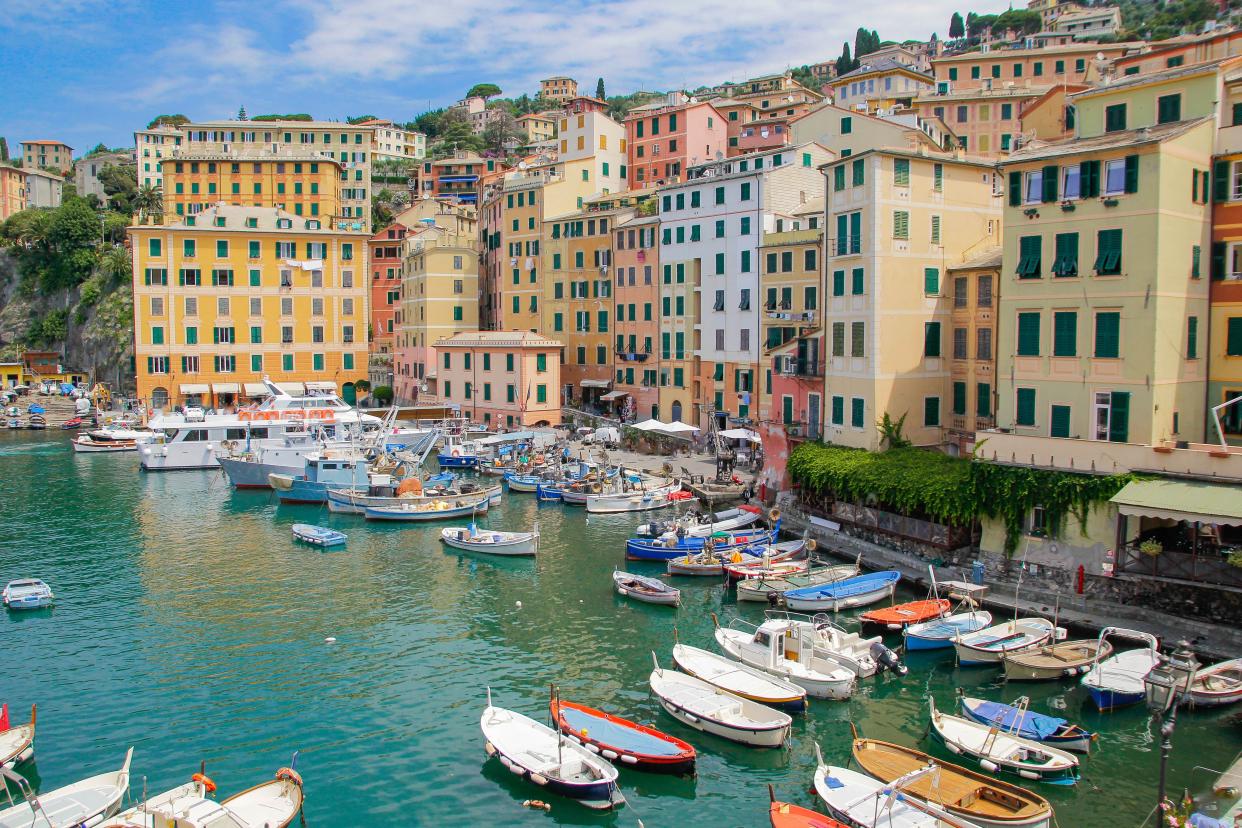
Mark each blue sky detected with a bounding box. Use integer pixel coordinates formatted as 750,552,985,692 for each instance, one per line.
0,0,988,155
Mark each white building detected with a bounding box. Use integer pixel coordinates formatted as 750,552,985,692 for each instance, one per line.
557,99,628,199
360,119,427,161
74,150,135,202
1053,7,1122,39
24,168,63,209
134,126,183,191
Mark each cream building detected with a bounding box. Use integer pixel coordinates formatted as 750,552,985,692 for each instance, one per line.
135,126,183,191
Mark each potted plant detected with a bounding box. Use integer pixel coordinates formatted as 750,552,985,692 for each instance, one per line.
1138,539,1163,557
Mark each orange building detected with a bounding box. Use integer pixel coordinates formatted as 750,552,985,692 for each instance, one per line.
0,166,25,220
624,95,725,188
434,331,563,428
161,156,343,222
369,223,407,356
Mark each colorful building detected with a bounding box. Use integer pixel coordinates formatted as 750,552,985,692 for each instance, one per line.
357,119,426,162
610,213,661,420
20,140,73,175
23,169,63,210
916,87,1045,156
134,126,182,192
129,204,369,410
160,156,343,223
433,331,563,428
557,97,628,194
930,42,1132,93
624,94,725,188
1209,68,1242,445
829,58,934,114
414,152,505,205
517,114,557,144
0,166,26,220
1112,28,1242,78
1018,84,1089,143
540,76,579,104
946,248,1001,455
368,223,407,361
791,103,941,157
711,83,823,156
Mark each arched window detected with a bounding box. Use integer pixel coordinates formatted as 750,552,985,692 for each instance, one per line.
671,400,683,423
151,387,169,409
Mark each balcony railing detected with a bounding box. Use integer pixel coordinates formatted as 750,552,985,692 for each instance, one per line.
774,357,824,377
1118,545,1242,589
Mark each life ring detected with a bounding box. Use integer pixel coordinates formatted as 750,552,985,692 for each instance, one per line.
452,447,462,457
768,507,781,521
192,773,217,794
276,767,303,786
806,538,817,552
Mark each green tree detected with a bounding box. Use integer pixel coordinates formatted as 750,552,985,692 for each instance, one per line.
372,385,394,404
482,110,521,152
431,108,484,157
82,282,134,387
991,8,1042,35
99,164,138,214
101,245,131,285
595,77,606,99
238,104,248,120
250,113,313,122
146,114,189,129
134,184,163,224
347,114,379,124
467,83,502,99
0,137,8,161
409,109,444,138
836,43,854,76
949,11,965,38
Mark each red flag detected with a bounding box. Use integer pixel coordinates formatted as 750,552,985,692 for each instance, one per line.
0,704,9,732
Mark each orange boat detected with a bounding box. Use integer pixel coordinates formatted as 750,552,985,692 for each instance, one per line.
768,786,847,828
860,598,950,630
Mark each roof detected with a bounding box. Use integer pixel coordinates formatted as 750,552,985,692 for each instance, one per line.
436,330,563,349
932,40,1143,63
1055,7,1119,21
1004,116,1212,163
822,145,995,171
949,247,1003,271
617,214,660,228
794,195,825,216
517,113,555,122
131,203,366,235
22,140,72,147
915,86,1049,103
834,58,933,83
1070,56,1239,99
188,120,374,130
760,228,822,247
23,168,64,181
1111,479,1242,526
541,76,575,82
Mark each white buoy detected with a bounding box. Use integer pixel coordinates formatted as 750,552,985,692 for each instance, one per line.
325,637,337,643
515,600,522,608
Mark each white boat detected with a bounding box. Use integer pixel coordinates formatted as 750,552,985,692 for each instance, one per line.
440,526,538,556
736,561,859,603
904,610,994,651
718,611,902,679
73,425,151,453
0,706,34,770
814,755,978,828
99,760,304,828
648,654,791,748
928,699,1079,786
781,570,901,612
216,432,344,489
636,506,764,538
1080,627,1160,711
326,482,498,514
1184,658,1242,708
0,748,132,828
3,579,54,610
613,571,680,606
585,480,689,513
712,615,857,700
671,643,807,712
290,524,347,547
365,498,489,522
480,690,624,811
953,618,1055,666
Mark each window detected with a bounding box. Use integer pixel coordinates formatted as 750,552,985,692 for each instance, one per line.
892,210,909,240
1017,235,1041,278
924,268,939,296
894,158,910,187
740,182,752,201
1049,404,1071,438
1053,233,1078,277
930,215,941,246
1015,388,1036,426
1053,311,1077,357
1157,93,1181,124
977,383,992,418
1227,317,1242,355
1095,311,1121,358
1095,229,1123,275
852,268,864,295
1017,312,1040,356
1024,169,1043,204
851,322,865,357
1105,104,1126,133
924,396,940,427
924,322,941,357
1103,156,1136,196
834,166,846,192
1187,315,1199,359
851,397,864,428
954,327,968,360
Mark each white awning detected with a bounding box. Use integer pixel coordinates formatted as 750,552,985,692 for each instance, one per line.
179,384,210,395
243,383,269,397
212,383,240,394
719,427,761,443
580,379,611,389
1111,479,1242,526
660,420,700,433
305,381,337,391
277,382,306,395
600,390,629,401
629,419,667,432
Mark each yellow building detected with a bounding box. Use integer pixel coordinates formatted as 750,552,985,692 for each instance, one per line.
20,140,73,174
434,331,563,428
160,156,343,223
946,248,1001,455
829,58,934,114
129,204,369,409
517,114,557,143
540,76,579,104
0,166,25,221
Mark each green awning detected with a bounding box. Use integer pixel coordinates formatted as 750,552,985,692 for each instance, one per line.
1110,479,1242,526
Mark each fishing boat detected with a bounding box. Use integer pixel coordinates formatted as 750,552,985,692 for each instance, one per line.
480,689,624,811
958,696,1095,754
928,699,1079,785
852,737,1054,828
72,429,145,453
290,524,347,548
1000,638,1114,682
712,616,856,699
0,705,34,770
535,484,562,502
613,571,680,606
672,643,808,712
0,747,133,828
99,757,305,828
1184,658,1242,708
953,619,1055,666
364,498,490,522
813,754,977,828
503,471,553,493
718,612,904,679
769,784,851,828
722,546,811,582
270,450,399,505
551,696,696,775
60,417,84,430
2,579,54,610
736,561,860,603
26,414,45,430
904,610,994,652
1080,627,1160,711
781,571,901,612
437,420,480,468
666,551,732,577
325,481,497,514
626,527,778,561
635,505,764,538
861,599,951,631
440,526,538,557
648,654,791,748
586,481,690,514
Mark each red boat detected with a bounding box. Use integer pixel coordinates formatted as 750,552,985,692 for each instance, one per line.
768,786,848,828
859,598,951,630
551,697,696,776
60,417,84,430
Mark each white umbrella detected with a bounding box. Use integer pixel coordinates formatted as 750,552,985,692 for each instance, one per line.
659,421,700,434
719,428,761,443
628,418,668,432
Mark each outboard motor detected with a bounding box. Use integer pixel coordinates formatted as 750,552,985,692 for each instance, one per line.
870,641,908,676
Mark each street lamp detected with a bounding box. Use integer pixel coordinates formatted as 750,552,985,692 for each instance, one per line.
1144,640,1199,814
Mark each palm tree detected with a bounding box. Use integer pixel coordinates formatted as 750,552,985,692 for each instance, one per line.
101,246,131,284
134,184,163,224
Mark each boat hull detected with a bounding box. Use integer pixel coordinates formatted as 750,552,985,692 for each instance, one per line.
72,437,136,453
553,701,696,776
1086,686,1146,712
783,582,895,612
586,486,686,514
217,456,302,489
274,477,331,504
929,720,1080,786
366,501,489,521
625,529,776,561
441,530,537,556
485,741,622,809
438,454,478,468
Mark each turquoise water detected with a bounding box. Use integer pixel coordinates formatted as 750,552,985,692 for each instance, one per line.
1,431,1238,826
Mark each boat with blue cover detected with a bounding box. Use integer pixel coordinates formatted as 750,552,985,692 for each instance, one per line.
291,523,347,547
551,696,696,775
904,610,994,651
958,696,1095,753
781,570,901,612
625,526,778,561
929,698,1080,786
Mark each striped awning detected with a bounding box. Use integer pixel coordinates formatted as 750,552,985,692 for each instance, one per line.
580,379,610,389
179,384,210,394
305,381,337,391
212,383,240,394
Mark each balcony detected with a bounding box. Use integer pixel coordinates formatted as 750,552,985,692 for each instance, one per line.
617,351,650,362
767,310,815,323
773,356,824,378
974,430,1242,482
439,174,479,183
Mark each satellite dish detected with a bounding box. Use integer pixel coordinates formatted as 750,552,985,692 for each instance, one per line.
518,161,528,169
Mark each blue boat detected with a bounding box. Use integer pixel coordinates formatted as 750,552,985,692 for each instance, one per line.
903,610,994,650
782,570,901,612
271,452,377,504
503,472,549,492
291,523,347,547
535,483,562,501
959,696,1096,753
624,528,778,561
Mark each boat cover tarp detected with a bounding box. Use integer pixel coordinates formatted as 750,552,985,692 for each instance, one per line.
784,570,900,600
1110,479,1242,526
963,699,1065,741
560,707,682,756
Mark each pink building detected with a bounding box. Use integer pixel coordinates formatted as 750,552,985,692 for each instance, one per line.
610,214,661,421
758,337,823,500
435,331,564,429
624,95,725,188
369,224,407,357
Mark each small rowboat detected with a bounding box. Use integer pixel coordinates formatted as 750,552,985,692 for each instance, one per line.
0,705,34,770
852,737,1054,828
648,654,791,748
958,696,1095,754
440,526,538,556
929,698,1079,786
1184,657,1242,707
953,618,1055,666
666,552,729,577
723,558,809,582
737,562,859,603
291,524,347,547
860,599,950,631
904,611,993,651
0,748,134,828
782,571,901,612
626,528,778,561
2,579,54,610
364,498,489,521
72,433,137,452
769,784,850,828
535,484,562,502
814,754,973,827
1000,638,1114,682
636,505,764,538
551,697,696,775
481,689,624,811
673,643,808,712
1080,627,1160,711
613,571,680,606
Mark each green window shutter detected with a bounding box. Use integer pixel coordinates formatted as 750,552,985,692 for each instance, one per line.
923,322,941,357
924,396,940,427
1108,391,1130,442
249,326,260,344
715,252,725,274
1212,241,1227,280
1187,315,1198,359
1214,160,1230,202
782,396,794,425
1192,244,1201,278
933,164,943,191
1053,232,1078,277
924,268,939,295
1094,229,1122,275
1123,155,1139,193
835,215,848,255
894,158,909,187
1082,160,1100,198
1015,388,1036,426
1018,235,1041,278
1041,165,1059,202
834,166,845,191
1017,312,1040,356
931,215,941,245
952,382,966,415
893,210,908,240
766,252,778,274
833,270,845,296
1050,405,1071,438
976,383,991,417
851,268,864,295
852,159,865,186
1227,317,1242,355
831,396,844,425
1008,171,1021,206
1094,311,1120,358
851,398,864,428
1053,311,1077,357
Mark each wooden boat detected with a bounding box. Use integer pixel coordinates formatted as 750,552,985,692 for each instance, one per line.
958,696,1095,754
929,699,1079,785
648,654,791,748
613,571,680,606
364,498,489,522
1080,627,1160,711
782,571,901,612
661,538,799,576
0,705,34,770
737,561,860,603
440,526,538,557
551,696,696,775
666,551,730,576
1000,639,1113,682
769,784,851,828
586,481,689,514
904,611,993,651
723,558,809,583
636,505,764,538
1184,657,1242,708
814,754,977,827
722,541,812,581
326,484,497,514
673,643,807,712
861,599,951,631
852,737,1053,828
291,524,347,547
535,483,562,501
3,579,54,610
99,758,305,828
0,747,133,828
60,417,84,430
712,616,856,700
481,689,624,811
625,527,777,561
953,619,1055,666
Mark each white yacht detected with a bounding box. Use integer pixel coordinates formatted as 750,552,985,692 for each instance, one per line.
138,379,382,472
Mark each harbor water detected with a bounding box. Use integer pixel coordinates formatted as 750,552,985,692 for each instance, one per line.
1,431,1238,826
